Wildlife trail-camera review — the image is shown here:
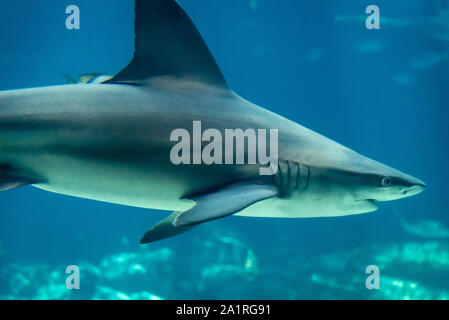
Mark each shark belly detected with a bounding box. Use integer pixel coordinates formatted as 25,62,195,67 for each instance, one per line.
236,192,378,218
39,159,194,211
13,151,263,213
4,150,194,211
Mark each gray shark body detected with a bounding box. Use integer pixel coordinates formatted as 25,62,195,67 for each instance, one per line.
0,0,425,243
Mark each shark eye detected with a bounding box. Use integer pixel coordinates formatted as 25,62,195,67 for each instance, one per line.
382,177,392,187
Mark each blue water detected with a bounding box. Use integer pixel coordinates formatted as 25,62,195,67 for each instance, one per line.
0,0,447,299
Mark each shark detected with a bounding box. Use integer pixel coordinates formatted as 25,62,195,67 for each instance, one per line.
0,0,425,243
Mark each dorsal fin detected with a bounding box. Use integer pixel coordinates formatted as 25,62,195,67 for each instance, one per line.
106,0,228,88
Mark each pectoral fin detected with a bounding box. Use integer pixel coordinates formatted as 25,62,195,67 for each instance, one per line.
175,181,279,227
0,164,41,191
140,181,279,244
140,211,194,244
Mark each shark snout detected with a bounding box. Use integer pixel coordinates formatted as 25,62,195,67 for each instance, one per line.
391,171,426,199
402,176,426,196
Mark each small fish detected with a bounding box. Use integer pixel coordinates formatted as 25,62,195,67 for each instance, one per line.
410,51,447,70
63,73,113,84
399,217,449,238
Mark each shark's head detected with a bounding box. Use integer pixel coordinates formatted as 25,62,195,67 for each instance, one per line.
289,143,427,217
349,168,426,203
332,163,426,201
309,149,426,214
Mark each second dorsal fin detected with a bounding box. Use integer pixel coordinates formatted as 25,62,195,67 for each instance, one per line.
106,0,228,88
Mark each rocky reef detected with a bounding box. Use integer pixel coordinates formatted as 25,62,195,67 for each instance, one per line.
0,233,448,299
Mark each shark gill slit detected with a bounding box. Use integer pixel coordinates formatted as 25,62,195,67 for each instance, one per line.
304,164,310,190
275,161,310,196
295,162,300,189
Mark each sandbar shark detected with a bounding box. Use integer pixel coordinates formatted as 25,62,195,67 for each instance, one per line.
0,0,425,243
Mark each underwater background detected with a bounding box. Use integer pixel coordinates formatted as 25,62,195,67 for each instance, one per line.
0,0,448,299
